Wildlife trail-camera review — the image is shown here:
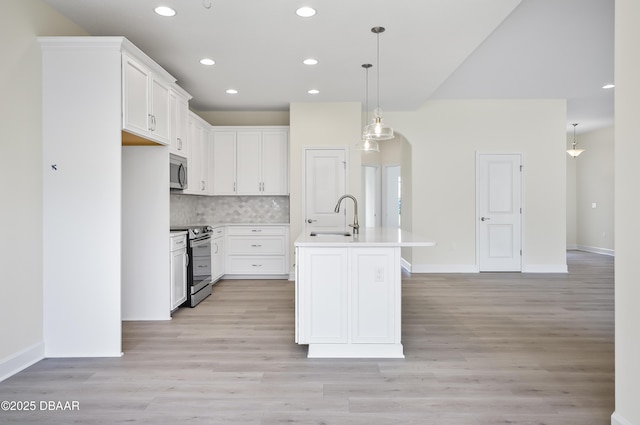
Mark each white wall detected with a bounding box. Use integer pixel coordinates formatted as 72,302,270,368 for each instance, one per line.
194,110,289,126
122,146,171,320
386,99,567,272
575,126,615,255
613,1,640,424
0,0,87,379
41,39,123,357
289,102,362,272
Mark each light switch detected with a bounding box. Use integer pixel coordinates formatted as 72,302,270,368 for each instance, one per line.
592,203,597,209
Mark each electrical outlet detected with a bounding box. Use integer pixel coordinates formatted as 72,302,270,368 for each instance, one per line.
375,267,384,282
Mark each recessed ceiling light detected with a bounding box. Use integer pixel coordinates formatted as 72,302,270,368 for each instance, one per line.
154,6,176,17
602,84,615,89
303,58,318,65
296,7,316,17
226,89,238,94
200,58,215,66
308,89,319,94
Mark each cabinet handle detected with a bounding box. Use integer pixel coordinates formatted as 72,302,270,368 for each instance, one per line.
152,115,156,131
214,242,219,254
177,137,182,150
185,254,189,267
251,244,262,248
251,229,262,233
148,114,153,131
251,264,262,267
233,182,236,193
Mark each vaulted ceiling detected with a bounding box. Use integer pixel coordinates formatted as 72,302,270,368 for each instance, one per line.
44,0,613,133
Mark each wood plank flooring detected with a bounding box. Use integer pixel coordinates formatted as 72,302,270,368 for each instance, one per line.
0,251,613,424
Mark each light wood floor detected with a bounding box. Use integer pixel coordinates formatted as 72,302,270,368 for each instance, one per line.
0,251,614,424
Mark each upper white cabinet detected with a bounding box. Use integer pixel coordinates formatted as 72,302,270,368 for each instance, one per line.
169,86,191,156
211,127,289,196
122,53,172,145
184,112,211,195
212,131,237,195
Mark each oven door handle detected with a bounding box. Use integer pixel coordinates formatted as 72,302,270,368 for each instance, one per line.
185,253,189,267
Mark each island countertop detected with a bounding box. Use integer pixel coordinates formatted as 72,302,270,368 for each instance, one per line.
295,227,436,248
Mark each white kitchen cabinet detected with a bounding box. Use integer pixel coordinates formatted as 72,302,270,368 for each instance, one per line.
170,233,188,313
296,245,401,356
184,112,211,195
225,225,289,277
211,131,237,195
210,127,289,196
169,86,191,156
211,226,225,281
122,53,171,145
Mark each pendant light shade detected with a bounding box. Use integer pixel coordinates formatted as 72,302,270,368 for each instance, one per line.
362,26,394,141
567,123,585,157
356,64,380,152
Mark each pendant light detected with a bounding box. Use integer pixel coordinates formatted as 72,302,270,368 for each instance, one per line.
363,26,394,141
567,123,585,157
356,64,380,152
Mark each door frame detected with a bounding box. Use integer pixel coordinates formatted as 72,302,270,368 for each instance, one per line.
475,152,524,271
302,146,349,230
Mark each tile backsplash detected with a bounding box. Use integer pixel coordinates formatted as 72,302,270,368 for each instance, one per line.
170,194,290,226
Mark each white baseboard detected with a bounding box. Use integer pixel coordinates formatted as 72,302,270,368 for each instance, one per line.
567,244,578,250
576,244,615,257
612,411,635,425
411,264,480,273
521,264,568,273
0,342,44,382
400,258,412,273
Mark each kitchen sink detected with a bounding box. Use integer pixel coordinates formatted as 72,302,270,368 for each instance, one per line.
310,231,352,237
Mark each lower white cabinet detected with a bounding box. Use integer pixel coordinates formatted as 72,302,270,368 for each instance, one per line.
212,226,225,281
170,233,188,312
225,225,289,276
295,246,401,357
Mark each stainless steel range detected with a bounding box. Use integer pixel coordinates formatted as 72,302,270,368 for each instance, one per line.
171,225,214,307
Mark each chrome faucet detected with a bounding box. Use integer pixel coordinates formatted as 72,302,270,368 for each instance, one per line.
334,194,360,234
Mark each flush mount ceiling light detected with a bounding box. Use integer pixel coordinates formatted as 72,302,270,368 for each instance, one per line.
296,7,316,17
303,58,318,65
307,89,320,94
567,123,585,158
363,27,394,141
199,58,215,66
356,64,379,152
154,6,176,17
226,89,238,94
602,84,615,89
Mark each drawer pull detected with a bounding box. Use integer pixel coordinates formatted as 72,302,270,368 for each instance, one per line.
251,229,262,232
251,244,262,247
251,264,262,267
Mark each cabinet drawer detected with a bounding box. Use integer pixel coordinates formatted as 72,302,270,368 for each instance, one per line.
227,236,285,255
170,234,187,251
226,256,286,274
226,226,286,236
212,227,225,238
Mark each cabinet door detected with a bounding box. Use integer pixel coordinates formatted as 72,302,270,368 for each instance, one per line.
212,131,237,195
150,76,171,144
212,236,225,281
170,247,187,311
236,132,262,195
200,125,210,194
261,130,289,195
298,248,348,344
350,248,398,343
184,116,203,195
169,90,188,155
122,54,150,137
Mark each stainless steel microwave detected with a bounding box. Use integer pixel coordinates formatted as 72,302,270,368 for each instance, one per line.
170,154,187,190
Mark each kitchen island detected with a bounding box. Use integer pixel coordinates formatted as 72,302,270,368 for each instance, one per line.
294,227,435,358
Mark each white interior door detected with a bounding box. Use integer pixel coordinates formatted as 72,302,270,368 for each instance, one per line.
304,148,347,229
478,154,522,271
362,165,381,227
383,165,401,228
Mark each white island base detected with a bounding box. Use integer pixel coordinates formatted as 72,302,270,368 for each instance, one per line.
294,228,435,359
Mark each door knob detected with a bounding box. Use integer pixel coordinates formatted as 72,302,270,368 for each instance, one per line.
307,219,317,224
481,217,491,221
